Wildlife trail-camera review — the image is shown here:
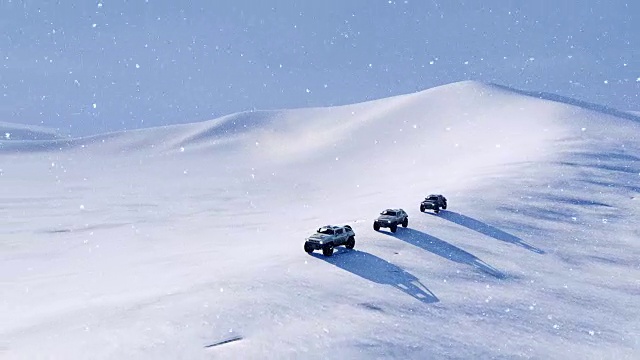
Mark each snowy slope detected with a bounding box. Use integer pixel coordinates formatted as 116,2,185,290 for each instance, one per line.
1,81,639,359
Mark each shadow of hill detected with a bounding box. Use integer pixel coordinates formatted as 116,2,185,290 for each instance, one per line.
541,194,612,208
0,139,73,153
312,249,438,304
435,211,544,254
390,228,505,279
490,83,640,123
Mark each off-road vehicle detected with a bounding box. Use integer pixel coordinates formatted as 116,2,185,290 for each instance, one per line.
420,194,447,213
304,225,355,256
373,209,408,233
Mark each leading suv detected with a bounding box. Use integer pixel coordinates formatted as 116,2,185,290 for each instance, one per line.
304,225,355,256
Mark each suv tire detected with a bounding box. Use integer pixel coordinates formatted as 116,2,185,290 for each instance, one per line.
346,236,355,249
304,243,314,254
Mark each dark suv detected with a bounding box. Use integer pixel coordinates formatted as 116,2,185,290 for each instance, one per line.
304,225,356,256
373,209,409,233
420,194,447,213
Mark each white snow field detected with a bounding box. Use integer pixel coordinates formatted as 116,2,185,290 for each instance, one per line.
1,81,639,359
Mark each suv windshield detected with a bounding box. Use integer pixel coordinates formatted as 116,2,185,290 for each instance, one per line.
426,196,439,201
381,210,396,216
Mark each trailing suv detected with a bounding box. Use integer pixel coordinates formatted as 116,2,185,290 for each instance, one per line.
373,209,408,233
420,194,447,213
304,225,355,256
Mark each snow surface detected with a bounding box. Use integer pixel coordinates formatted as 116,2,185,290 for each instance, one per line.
1,81,639,359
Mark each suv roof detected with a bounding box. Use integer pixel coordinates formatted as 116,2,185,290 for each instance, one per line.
319,225,345,230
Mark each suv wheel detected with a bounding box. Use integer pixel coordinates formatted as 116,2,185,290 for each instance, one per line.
322,246,334,256
390,224,397,233
402,218,408,227
304,243,314,254
442,202,447,210
434,207,440,214
346,236,355,249
420,205,425,212
373,222,380,231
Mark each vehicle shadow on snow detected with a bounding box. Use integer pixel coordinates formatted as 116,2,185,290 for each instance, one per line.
389,228,506,279
312,249,439,304
431,211,545,254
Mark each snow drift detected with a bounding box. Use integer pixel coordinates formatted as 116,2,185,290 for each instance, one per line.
0,121,61,141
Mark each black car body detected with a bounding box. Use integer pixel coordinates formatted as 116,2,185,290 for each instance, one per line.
420,194,447,213
373,209,408,232
304,225,355,256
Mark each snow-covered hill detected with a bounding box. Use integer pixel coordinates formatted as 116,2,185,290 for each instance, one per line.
1,81,638,359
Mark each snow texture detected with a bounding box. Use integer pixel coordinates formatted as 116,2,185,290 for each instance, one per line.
1,81,639,359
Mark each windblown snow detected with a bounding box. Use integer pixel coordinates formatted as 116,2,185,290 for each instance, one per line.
0,121,61,141
1,81,638,359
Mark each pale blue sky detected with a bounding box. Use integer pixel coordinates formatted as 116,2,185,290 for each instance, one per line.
0,0,637,135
